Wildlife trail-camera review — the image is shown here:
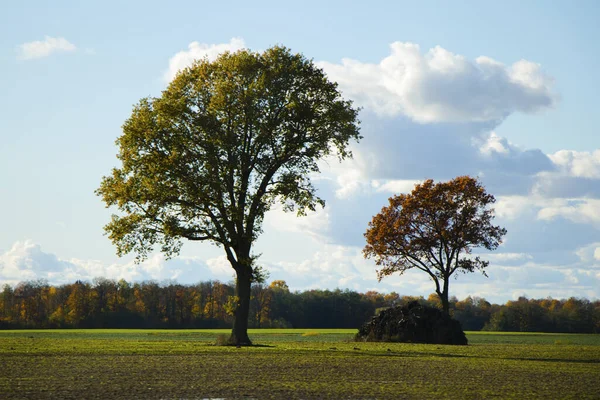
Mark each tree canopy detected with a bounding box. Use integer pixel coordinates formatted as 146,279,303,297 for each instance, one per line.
96,46,361,344
363,176,506,315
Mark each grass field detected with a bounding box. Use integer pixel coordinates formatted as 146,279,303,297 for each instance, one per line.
1,329,599,399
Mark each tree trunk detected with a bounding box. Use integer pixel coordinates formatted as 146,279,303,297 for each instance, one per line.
229,266,253,346
440,277,450,316
441,276,450,316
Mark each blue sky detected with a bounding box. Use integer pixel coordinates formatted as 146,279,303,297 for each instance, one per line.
1,1,600,303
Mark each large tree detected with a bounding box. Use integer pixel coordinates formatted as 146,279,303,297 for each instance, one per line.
96,46,361,345
363,176,506,315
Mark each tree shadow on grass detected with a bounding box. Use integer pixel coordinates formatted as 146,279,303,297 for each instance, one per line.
505,357,600,364
214,343,276,348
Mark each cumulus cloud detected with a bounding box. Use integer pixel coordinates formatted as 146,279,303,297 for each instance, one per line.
264,244,378,291
0,241,215,286
478,132,512,156
328,114,554,200
508,213,600,257
371,179,422,194
334,166,367,199
474,132,554,176
494,195,538,220
204,255,236,281
537,198,600,226
318,42,556,123
17,36,76,60
263,204,331,240
574,242,600,264
492,265,599,300
313,43,555,200
526,149,600,199
315,151,378,199
549,150,600,178
481,252,534,264
164,37,246,82
447,248,600,301
345,114,490,181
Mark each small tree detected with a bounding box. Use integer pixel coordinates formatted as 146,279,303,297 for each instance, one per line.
96,46,360,345
363,176,506,315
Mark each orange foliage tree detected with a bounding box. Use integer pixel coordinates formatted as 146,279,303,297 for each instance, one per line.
364,176,506,315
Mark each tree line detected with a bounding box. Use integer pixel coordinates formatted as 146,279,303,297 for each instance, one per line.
1,278,598,333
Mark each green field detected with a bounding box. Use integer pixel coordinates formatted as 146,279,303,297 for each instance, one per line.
1,329,599,399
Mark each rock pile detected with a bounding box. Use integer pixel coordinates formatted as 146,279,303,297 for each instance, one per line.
356,301,468,345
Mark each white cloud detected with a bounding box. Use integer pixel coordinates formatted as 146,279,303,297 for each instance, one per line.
574,242,600,263
264,244,377,291
478,132,511,156
486,195,532,220
473,132,555,180
494,195,600,228
482,252,534,263
0,241,41,282
334,167,366,199
318,42,555,123
371,179,422,194
17,36,76,60
460,262,599,302
2,238,599,302
537,198,600,226
529,149,600,199
0,241,212,286
548,149,600,178
204,255,235,281
323,116,553,200
317,151,377,199
264,204,331,240
164,37,246,82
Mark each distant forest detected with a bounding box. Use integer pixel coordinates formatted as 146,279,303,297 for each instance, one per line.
1,279,599,333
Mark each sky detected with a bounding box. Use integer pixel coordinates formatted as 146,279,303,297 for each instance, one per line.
1,1,600,303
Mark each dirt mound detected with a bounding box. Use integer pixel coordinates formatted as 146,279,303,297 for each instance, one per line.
356,301,468,345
